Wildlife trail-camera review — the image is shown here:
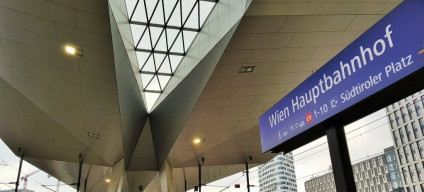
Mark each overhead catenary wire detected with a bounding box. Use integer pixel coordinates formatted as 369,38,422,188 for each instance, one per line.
0,158,53,189
294,107,424,163
0,179,14,189
231,114,398,191
294,121,389,162
293,114,388,158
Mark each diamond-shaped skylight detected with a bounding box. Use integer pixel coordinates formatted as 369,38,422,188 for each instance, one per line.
125,0,218,111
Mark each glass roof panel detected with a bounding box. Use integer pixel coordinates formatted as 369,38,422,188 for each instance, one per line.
137,30,151,49
140,74,154,89
149,26,163,47
131,3,147,22
150,1,165,25
141,55,155,72
145,0,159,20
183,31,197,52
167,1,181,26
158,75,171,89
170,32,184,54
158,57,172,74
125,0,137,17
155,35,167,52
200,1,215,26
136,52,150,69
153,53,166,68
166,28,179,44
169,55,183,72
184,4,199,29
146,75,161,91
130,25,145,46
126,0,218,112
182,0,197,23
164,0,178,22
144,92,160,110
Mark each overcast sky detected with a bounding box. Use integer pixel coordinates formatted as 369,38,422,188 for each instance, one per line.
0,109,392,192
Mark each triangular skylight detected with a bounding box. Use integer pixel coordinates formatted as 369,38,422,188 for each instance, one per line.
125,0,218,111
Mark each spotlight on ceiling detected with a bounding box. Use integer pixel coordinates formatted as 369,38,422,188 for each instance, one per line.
193,138,205,144
105,178,111,183
65,45,76,55
65,45,83,57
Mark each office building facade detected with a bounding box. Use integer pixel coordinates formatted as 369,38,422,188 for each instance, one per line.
258,153,297,192
387,90,424,191
305,147,397,192
385,146,405,191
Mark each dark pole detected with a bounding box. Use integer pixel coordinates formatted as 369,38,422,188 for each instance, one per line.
184,180,187,191
245,162,250,192
15,155,23,192
77,154,83,192
198,164,201,192
326,124,356,192
83,178,87,192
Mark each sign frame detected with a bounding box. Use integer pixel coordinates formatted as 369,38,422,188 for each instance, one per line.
259,0,424,153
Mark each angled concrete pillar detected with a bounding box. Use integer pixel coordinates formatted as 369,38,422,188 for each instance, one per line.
108,159,125,192
159,160,176,192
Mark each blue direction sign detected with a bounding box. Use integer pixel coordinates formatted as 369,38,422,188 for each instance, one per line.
259,0,424,153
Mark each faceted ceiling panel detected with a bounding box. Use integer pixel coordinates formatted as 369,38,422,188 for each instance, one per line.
125,0,218,111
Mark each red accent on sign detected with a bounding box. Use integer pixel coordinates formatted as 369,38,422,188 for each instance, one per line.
306,112,312,124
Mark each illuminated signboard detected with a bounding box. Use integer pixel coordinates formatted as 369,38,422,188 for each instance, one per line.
259,0,424,152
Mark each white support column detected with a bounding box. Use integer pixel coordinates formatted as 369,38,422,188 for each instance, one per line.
108,159,125,192
159,159,177,192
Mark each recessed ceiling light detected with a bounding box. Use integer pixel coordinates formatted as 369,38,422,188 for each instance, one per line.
88,132,100,139
65,45,83,57
239,66,255,73
65,45,76,55
193,138,205,144
105,178,111,183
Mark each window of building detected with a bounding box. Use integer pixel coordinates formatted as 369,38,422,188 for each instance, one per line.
412,142,419,160
399,128,406,144
409,165,415,183
419,119,424,136
408,104,415,119
406,124,412,141
389,113,396,129
396,110,401,126
412,121,419,139
398,148,404,164
419,141,424,158
401,107,408,123
421,95,424,107
393,131,400,147
414,100,422,116
416,163,423,181
405,146,411,163
403,167,409,185
393,181,398,189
